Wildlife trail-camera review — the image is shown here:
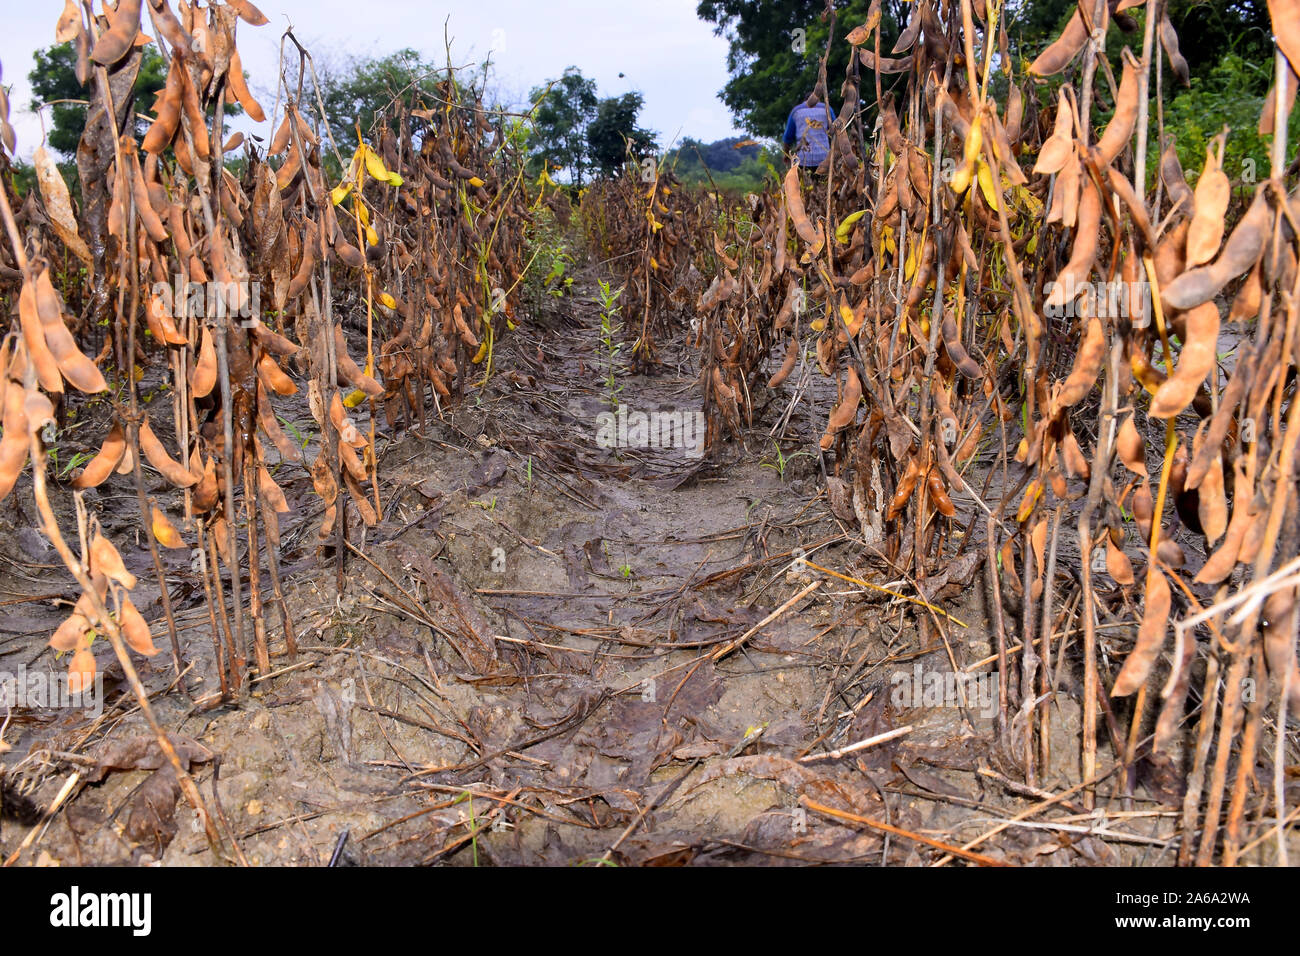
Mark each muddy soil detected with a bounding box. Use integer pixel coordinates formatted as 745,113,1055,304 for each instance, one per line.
0,276,1267,867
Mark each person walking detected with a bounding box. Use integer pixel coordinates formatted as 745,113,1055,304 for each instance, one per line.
783,91,837,169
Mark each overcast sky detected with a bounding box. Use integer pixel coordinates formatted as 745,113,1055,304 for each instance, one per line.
1,0,747,160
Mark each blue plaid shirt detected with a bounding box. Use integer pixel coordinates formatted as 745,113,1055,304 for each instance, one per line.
783,101,837,166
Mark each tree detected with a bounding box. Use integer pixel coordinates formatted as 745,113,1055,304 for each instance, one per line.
667,136,775,192
1162,0,1271,84
528,67,598,186
585,93,657,179
316,47,445,149
699,0,1268,140
1010,0,1269,87
675,136,764,174
29,41,169,159
698,0,903,139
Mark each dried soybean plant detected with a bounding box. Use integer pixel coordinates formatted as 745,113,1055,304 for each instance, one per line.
580,163,713,368
696,0,1300,861
0,2,531,710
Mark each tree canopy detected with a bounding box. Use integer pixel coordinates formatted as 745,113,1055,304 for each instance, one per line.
528,68,599,186
698,0,1272,141
316,47,444,149
29,41,169,159
697,0,899,139
585,92,657,179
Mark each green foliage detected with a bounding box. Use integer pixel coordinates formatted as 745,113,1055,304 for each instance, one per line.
701,0,1269,144
4,159,38,199
1006,1,1268,87
528,68,598,186
670,135,761,174
585,92,657,178
667,136,779,192
1164,0,1272,85
28,41,240,162
29,42,164,158
594,279,624,411
317,47,445,148
1155,53,1296,188
760,440,812,481
697,0,906,139
522,206,575,309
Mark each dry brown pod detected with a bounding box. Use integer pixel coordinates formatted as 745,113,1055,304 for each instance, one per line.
1044,179,1101,312
55,0,80,41
783,165,825,256
1162,188,1271,311
71,421,127,489
333,326,384,396
49,610,91,654
1192,423,1227,544
143,61,184,157
256,353,298,396
940,309,980,379
1061,426,1090,479
1186,141,1230,267
18,275,64,395
257,384,304,464
1055,315,1104,408
1159,12,1191,86
1149,302,1219,419
253,325,301,359
1028,9,1087,76
1195,460,1252,583
128,149,170,243
138,420,198,488
1117,414,1147,477
333,235,366,269
286,220,319,300
1262,587,1300,711
33,145,92,266
887,456,922,521
1095,49,1142,165
68,648,97,695
118,595,159,657
33,264,107,393
1159,141,1195,217
820,366,862,449
1106,536,1135,586
191,326,217,397
0,371,30,502
1033,88,1075,176
191,454,220,514
1112,566,1172,696
90,531,137,590
257,466,291,513
226,46,265,122
90,0,142,66
145,291,190,347
329,391,366,448
339,440,368,483
926,468,955,517
150,505,186,549
177,62,210,160
768,338,798,388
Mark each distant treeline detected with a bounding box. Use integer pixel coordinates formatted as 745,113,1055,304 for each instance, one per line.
665,136,778,193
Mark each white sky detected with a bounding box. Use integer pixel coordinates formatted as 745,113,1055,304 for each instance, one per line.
1,0,747,160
